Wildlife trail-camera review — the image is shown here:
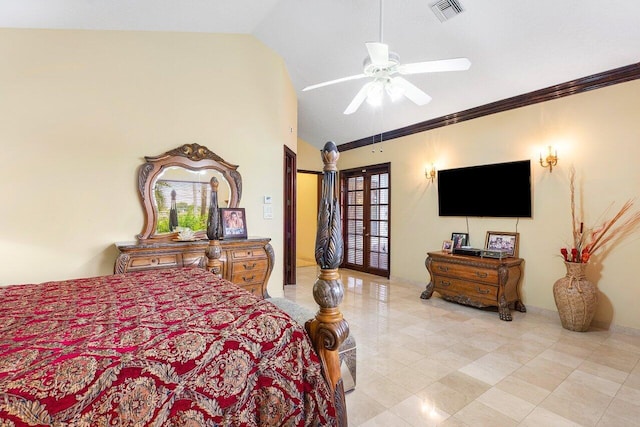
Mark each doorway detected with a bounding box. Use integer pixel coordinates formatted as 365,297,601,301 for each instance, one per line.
283,146,296,285
341,163,391,278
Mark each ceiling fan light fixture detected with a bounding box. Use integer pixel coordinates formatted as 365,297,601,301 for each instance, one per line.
385,81,405,101
366,81,385,106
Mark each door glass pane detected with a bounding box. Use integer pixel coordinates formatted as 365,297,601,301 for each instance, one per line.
370,205,379,220
380,237,388,253
380,188,389,204
380,221,388,237
370,236,379,252
380,205,388,220
355,177,364,190
371,174,379,189
370,221,379,236
348,192,356,205
370,252,379,268
371,189,379,205
348,220,356,234
355,191,364,205
380,173,389,188
355,220,363,234
379,253,388,269
348,177,355,191
355,205,363,219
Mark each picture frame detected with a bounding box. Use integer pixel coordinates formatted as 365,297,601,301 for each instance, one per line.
442,239,454,253
485,231,519,257
220,208,247,239
451,232,469,249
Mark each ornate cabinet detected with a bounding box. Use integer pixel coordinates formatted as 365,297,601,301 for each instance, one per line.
420,251,526,321
114,144,274,299
114,237,274,298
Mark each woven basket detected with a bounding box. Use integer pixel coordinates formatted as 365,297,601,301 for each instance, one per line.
553,261,598,332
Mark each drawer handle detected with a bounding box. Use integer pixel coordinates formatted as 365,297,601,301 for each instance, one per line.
439,280,451,287
151,258,158,264
476,286,490,295
475,271,488,278
243,262,257,270
242,275,255,283
437,266,449,273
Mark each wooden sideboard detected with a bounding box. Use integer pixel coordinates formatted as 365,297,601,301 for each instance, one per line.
114,237,274,298
420,251,525,321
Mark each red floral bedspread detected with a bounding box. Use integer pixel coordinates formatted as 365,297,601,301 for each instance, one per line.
0,268,336,426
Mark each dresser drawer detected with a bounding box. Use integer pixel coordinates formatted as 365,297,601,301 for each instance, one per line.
230,267,267,286
431,261,498,284
433,276,498,304
230,248,267,260
128,254,180,270
231,258,269,274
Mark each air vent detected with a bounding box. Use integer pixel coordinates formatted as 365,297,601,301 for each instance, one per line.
430,0,465,22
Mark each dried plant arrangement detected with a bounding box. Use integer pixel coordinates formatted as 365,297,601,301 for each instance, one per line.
561,166,640,263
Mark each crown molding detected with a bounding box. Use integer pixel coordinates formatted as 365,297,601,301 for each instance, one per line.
338,62,640,152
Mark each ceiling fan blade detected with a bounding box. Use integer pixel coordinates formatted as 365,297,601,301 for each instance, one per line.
302,74,367,91
365,42,389,65
344,82,374,115
397,57,471,75
390,77,432,106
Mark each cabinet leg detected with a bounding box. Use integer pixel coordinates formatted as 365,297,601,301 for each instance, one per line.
515,300,527,313
420,281,435,299
498,295,512,321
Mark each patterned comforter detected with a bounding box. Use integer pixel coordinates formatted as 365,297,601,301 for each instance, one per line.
0,268,336,426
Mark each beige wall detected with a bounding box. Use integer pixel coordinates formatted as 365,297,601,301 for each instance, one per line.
0,29,297,297
296,137,323,171
332,80,640,330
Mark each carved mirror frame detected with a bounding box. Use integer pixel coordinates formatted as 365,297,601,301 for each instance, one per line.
137,143,242,242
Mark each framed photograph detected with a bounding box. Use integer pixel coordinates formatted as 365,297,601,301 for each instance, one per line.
442,239,454,253
220,208,247,239
451,232,469,249
485,231,519,257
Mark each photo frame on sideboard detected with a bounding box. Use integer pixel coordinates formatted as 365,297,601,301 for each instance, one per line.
442,240,454,253
485,231,519,257
451,232,469,249
220,208,248,239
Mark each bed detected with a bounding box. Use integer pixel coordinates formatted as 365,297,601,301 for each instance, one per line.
0,268,335,425
0,141,349,426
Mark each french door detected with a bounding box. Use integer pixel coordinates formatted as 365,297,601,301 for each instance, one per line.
341,163,390,278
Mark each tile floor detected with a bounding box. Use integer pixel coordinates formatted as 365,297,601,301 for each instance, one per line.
285,266,640,426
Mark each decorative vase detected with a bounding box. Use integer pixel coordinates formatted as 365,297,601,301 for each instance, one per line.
553,261,598,332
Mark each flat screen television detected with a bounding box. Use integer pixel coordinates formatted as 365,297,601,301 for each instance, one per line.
437,160,532,218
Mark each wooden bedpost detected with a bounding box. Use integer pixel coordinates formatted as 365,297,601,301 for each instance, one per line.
306,141,349,426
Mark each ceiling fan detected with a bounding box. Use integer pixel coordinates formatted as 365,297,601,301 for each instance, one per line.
302,0,471,115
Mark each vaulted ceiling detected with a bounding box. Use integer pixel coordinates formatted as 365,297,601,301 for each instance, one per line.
2,0,639,148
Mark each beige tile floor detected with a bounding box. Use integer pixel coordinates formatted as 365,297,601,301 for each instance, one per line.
285,266,640,426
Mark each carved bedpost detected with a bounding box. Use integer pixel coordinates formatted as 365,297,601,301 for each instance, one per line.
206,177,223,278
305,141,349,426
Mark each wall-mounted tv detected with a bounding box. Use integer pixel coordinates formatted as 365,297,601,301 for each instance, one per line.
438,160,532,218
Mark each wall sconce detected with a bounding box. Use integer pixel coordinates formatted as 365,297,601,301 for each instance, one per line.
539,145,558,172
425,164,437,182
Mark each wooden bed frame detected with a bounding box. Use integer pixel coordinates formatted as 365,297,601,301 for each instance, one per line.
305,141,349,425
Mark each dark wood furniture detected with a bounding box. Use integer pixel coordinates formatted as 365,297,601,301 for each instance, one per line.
114,237,274,298
421,251,526,321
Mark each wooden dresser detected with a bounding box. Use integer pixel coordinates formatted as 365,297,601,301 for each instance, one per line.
114,237,274,298
421,251,525,321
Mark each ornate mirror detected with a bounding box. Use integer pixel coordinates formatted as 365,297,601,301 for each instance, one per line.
137,143,242,242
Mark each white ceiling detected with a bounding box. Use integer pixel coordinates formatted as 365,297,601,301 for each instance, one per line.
2,0,639,148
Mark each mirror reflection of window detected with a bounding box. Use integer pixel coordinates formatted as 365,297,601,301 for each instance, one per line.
153,167,231,234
